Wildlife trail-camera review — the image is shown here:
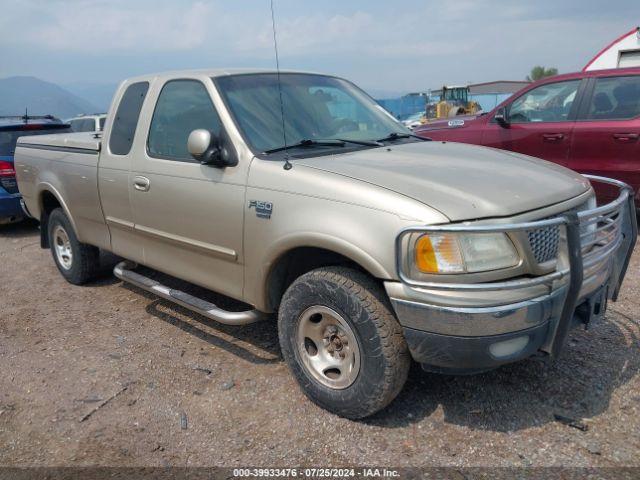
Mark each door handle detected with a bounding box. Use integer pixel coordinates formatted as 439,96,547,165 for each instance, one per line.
612,133,639,142
133,176,150,192
542,133,565,142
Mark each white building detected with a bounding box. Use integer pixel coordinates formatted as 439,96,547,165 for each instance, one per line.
584,27,640,71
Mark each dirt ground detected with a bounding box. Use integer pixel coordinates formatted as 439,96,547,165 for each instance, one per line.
1,220,639,468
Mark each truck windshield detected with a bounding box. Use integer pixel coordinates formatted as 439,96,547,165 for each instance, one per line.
215,73,409,155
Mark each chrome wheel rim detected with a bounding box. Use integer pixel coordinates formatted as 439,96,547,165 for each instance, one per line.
53,225,73,270
296,305,360,389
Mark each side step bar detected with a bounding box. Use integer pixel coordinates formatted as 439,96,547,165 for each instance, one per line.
113,261,267,326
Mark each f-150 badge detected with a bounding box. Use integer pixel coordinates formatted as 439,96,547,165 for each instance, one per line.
248,200,273,219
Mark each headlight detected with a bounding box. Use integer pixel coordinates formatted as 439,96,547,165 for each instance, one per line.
413,232,519,274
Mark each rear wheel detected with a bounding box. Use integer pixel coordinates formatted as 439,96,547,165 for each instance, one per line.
278,266,410,419
48,208,99,285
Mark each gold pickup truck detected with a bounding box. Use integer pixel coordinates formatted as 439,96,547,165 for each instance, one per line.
14,69,637,419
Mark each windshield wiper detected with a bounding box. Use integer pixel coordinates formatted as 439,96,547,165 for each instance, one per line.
263,139,346,154
375,132,431,143
332,138,383,147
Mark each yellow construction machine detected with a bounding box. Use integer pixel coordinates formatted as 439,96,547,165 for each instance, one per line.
427,85,481,120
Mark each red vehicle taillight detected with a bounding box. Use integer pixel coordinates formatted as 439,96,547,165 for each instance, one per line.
0,160,16,178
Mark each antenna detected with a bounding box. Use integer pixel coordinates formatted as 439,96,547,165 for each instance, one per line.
270,0,292,170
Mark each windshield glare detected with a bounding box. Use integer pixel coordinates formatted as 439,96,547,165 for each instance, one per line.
215,73,408,154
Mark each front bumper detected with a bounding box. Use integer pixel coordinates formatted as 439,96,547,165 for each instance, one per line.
402,322,551,373
389,176,637,372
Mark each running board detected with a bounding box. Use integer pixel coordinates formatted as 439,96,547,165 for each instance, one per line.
113,261,267,326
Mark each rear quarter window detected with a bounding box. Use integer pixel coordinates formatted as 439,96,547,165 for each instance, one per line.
584,75,640,120
109,82,149,155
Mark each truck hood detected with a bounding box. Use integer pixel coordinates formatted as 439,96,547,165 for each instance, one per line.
296,141,591,221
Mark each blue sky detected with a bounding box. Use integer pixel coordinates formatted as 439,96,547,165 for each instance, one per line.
0,0,637,100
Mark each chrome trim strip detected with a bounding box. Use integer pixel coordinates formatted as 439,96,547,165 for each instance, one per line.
18,143,99,155
105,216,134,231
134,223,237,260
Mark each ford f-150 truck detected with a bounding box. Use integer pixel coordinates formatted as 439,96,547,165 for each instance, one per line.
15,69,637,419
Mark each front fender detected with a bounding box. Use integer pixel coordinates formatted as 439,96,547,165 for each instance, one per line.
266,231,391,277
252,232,393,313
242,195,412,311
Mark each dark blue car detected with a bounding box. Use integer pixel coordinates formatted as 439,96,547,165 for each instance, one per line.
0,115,70,224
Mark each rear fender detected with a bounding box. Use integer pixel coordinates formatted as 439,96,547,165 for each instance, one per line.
37,183,79,248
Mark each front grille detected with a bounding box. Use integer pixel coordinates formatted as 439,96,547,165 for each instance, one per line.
528,225,560,263
526,200,592,264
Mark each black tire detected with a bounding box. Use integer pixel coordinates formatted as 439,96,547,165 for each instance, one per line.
278,266,410,419
48,208,100,285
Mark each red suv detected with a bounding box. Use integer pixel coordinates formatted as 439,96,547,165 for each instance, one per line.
414,67,640,206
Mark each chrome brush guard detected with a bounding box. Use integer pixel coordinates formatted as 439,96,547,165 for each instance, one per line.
395,175,637,358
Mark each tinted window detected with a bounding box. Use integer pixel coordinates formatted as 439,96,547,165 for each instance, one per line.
99,117,106,130
508,80,580,123
109,81,149,155
584,76,640,120
148,80,221,161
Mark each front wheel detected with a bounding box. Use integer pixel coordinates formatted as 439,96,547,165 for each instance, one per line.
48,208,100,285
278,267,410,419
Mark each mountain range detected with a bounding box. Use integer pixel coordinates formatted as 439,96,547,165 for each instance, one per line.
0,76,103,119
0,75,398,121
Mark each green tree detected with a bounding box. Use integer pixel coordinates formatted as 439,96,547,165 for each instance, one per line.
526,66,559,82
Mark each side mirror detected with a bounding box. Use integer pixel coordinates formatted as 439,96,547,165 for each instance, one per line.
188,129,218,164
494,107,509,128
187,129,238,167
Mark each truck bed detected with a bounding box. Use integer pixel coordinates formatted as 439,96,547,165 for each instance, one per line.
14,131,110,250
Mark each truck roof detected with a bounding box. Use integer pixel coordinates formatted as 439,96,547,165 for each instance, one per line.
121,68,322,84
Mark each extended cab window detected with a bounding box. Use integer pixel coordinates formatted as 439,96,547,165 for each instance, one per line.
109,81,149,155
147,80,222,161
584,76,640,120
508,80,580,123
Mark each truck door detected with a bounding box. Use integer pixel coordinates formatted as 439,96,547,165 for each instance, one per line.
99,81,149,263
567,74,640,203
481,79,583,168
130,78,246,300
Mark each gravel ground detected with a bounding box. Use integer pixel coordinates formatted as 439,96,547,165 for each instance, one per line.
0,221,639,468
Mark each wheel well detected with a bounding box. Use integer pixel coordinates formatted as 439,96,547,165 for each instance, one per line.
266,247,369,311
39,190,62,248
